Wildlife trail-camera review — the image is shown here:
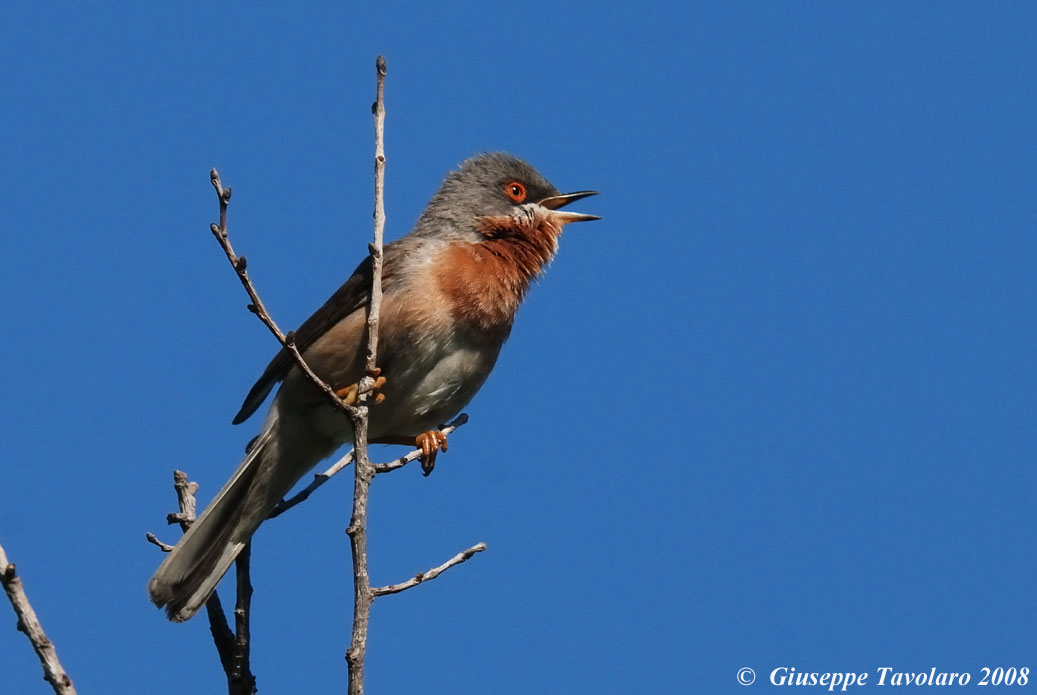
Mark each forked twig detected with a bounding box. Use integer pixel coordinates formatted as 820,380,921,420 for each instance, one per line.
147,471,255,694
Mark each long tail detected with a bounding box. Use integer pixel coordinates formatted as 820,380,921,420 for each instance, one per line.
148,412,296,622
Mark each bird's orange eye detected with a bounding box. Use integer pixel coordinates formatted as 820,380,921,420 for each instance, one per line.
504,181,527,203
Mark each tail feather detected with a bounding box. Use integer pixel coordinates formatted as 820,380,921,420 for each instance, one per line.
148,426,280,622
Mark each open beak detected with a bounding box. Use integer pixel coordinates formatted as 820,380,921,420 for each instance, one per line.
538,190,601,223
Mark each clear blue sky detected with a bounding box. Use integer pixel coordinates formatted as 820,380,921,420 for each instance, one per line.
3,2,1035,693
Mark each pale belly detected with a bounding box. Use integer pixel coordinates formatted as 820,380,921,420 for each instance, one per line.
290,330,504,447
369,341,501,439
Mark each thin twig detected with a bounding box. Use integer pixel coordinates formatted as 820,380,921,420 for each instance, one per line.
0,542,77,695
230,544,256,695
171,472,243,686
205,592,237,684
345,53,388,695
268,413,470,519
176,473,240,680
267,450,355,519
373,414,469,474
345,438,374,695
172,469,199,524
372,543,487,597
149,471,249,692
209,170,362,423
145,533,175,552
362,54,387,384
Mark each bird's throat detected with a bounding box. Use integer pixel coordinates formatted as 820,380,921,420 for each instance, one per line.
436,212,562,337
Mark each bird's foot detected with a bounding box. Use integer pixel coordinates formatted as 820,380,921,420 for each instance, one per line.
416,430,448,476
335,368,387,405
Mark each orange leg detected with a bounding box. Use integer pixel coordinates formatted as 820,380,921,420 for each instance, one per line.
414,430,449,476
335,368,387,405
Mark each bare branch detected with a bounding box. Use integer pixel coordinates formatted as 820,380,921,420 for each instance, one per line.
230,544,256,695
172,469,198,524
0,543,77,695
362,53,387,384
160,57,486,695
373,414,469,474
204,591,236,678
172,472,239,675
268,413,470,519
149,471,252,693
346,53,388,695
208,170,361,423
145,533,175,552
372,543,487,597
268,450,354,519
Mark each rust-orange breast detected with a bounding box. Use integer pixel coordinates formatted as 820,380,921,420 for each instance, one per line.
435,213,563,338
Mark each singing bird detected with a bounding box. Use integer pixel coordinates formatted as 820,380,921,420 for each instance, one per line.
148,152,599,621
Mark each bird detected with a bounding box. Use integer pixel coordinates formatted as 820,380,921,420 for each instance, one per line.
147,152,599,621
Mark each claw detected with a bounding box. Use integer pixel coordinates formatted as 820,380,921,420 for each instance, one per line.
335,383,360,405
335,369,388,406
415,430,448,476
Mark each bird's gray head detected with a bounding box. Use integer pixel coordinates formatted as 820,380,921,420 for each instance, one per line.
414,152,598,239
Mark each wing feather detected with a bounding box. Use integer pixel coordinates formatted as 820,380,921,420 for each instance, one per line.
232,243,398,424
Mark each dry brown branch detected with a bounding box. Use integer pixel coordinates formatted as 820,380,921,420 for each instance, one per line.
145,533,175,552
345,53,388,695
372,543,487,597
345,435,375,695
205,592,238,688
170,472,243,690
208,171,361,423
0,542,76,695
147,471,254,694
362,54,387,388
205,167,358,695
267,450,355,519
148,56,486,695
230,545,256,695
269,413,470,519
372,414,470,474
